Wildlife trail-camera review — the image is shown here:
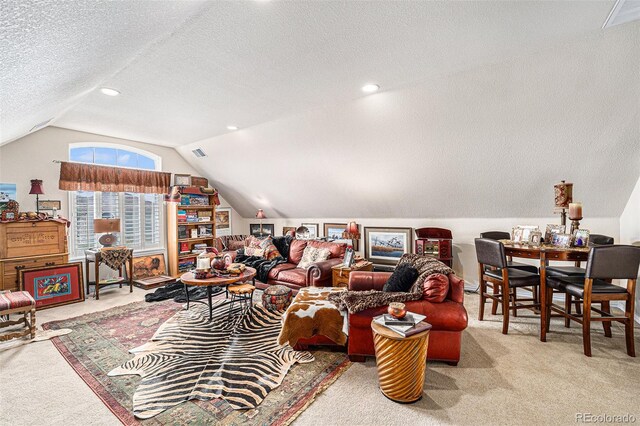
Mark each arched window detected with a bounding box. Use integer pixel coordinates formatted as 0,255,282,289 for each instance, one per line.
68,144,163,256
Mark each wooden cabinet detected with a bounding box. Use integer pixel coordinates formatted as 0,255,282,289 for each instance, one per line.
0,221,69,291
167,187,217,277
332,261,374,287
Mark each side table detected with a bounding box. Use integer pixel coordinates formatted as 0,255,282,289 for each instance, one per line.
331,260,373,287
85,248,134,300
371,320,432,403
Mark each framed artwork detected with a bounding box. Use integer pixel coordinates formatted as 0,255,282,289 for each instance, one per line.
364,227,412,266
173,174,192,186
551,233,572,248
530,231,543,246
545,224,566,244
215,207,232,236
38,199,61,211
0,183,17,203
126,253,167,280
250,223,274,237
191,176,208,187
573,229,590,247
301,223,319,239
1,210,16,221
323,222,360,250
513,225,539,243
283,226,296,236
19,263,84,309
343,247,355,267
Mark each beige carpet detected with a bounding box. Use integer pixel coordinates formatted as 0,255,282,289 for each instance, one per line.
1,286,639,426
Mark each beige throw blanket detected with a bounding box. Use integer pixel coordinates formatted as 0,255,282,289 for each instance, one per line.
328,254,454,314
278,287,347,347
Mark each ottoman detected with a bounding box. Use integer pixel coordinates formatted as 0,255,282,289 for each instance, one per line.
0,291,36,341
262,285,292,312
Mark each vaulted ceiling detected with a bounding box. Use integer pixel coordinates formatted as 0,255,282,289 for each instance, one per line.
1,1,639,218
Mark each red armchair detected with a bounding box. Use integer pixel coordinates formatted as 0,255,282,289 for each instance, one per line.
347,271,468,365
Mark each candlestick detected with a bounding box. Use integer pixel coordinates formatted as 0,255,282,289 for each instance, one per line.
568,202,582,220
570,218,582,236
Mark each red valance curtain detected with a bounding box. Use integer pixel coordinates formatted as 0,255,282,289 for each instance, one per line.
58,161,171,194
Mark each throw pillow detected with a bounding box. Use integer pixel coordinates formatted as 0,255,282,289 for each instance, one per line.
423,273,450,302
383,264,419,292
297,246,331,269
227,240,245,251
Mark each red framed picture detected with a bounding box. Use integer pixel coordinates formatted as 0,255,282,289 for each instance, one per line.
19,262,85,309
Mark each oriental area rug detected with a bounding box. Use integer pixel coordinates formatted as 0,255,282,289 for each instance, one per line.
43,299,351,425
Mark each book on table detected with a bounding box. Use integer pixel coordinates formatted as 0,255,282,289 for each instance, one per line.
373,311,431,338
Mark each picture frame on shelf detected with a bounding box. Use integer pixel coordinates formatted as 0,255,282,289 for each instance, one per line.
301,223,319,239
572,229,590,247
364,227,412,266
545,224,566,245
37,199,61,211
19,263,85,310
551,233,572,248
513,225,539,243
173,174,192,186
250,223,274,237
215,207,232,236
1,210,16,221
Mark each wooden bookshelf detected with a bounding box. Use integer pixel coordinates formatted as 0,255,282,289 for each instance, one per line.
167,187,216,276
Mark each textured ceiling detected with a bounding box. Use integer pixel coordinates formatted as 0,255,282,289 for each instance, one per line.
1,0,616,146
177,22,640,218
2,1,638,219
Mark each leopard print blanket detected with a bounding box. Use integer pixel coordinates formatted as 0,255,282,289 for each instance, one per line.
328,254,453,314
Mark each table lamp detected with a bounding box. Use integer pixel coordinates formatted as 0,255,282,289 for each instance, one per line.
256,209,266,236
342,221,361,247
29,179,44,213
553,180,573,226
94,218,121,247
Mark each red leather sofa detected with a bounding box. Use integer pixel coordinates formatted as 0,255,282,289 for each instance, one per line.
226,239,346,292
347,271,468,365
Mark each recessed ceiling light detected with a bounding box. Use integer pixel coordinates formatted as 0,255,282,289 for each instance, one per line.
227,125,239,131
100,87,120,96
361,84,380,93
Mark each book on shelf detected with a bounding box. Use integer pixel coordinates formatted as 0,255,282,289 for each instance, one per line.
190,228,198,238
180,195,191,205
198,224,213,237
180,242,189,253
178,225,188,239
373,312,430,338
189,195,208,205
177,210,187,221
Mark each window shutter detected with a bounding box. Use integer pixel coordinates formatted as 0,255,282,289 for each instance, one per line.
123,193,141,247
72,191,96,253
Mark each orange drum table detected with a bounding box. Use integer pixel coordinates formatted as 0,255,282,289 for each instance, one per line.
180,267,256,321
371,320,432,403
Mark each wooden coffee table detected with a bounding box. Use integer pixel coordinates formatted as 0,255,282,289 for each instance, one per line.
180,267,256,321
371,320,432,403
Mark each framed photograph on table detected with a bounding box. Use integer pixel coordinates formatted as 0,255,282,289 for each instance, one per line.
545,224,566,245
19,263,84,310
551,233,572,248
572,229,590,247
215,207,232,236
301,223,319,239
343,247,355,267
364,227,412,266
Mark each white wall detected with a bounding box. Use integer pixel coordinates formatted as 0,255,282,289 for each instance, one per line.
0,126,244,251
619,174,640,323
237,215,620,287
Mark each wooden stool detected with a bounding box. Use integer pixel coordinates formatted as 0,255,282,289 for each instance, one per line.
0,291,36,341
227,283,255,319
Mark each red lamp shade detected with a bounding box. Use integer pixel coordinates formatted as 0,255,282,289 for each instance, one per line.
29,179,44,195
256,209,266,219
347,221,358,234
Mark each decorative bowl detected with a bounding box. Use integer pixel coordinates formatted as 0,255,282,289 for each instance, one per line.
210,255,226,271
388,302,407,319
194,269,209,280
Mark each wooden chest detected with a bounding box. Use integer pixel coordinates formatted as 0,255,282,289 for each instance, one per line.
0,221,68,291
332,261,374,287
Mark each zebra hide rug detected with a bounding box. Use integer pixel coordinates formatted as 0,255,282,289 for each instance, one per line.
108,301,314,419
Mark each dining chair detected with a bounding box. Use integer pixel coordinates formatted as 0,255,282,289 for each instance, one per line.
480,231,539,316
546,234,615,329
475,238,541,334
546,245,640,357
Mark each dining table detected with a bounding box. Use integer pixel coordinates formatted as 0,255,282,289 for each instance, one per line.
499,240,590,342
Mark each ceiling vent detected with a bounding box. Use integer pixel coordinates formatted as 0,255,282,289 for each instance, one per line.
603,0,640,28
29,118,53,132
192,148,207,158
